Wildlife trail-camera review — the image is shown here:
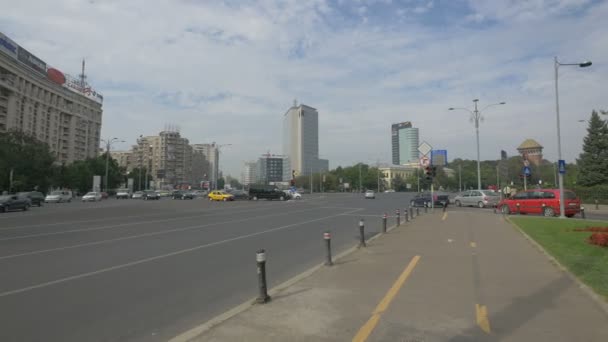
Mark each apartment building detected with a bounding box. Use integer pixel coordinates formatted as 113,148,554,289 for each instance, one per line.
133,131,192,188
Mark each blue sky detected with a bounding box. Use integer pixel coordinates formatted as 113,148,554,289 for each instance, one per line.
1,0,606,177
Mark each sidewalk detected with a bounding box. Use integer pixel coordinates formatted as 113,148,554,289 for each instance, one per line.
177,210,608,342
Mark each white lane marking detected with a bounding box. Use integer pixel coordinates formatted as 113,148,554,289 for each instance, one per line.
0,208,362,298
0,207,328,260
0,203,261,230
0,205,311,241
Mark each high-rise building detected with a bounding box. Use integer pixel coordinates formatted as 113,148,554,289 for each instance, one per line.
257,154,287,184
0,31,103,164
283,102,320,176
192,143,219,188
391,122,419,165
133,131,192,188
191,148,210,186
241,161,258,186
109,151,133,170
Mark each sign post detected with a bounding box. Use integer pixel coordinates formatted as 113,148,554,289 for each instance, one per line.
418,142,434,212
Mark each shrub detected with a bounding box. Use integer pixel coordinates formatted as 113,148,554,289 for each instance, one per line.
588,233,608,247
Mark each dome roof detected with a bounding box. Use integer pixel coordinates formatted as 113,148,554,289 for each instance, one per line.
517,139,543,150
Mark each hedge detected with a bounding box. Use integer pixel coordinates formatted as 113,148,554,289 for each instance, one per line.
571,185,608,204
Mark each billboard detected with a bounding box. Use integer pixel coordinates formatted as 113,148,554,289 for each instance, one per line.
0,32,18,60
431,150,448,166
17,46,47,75
62,73,104,104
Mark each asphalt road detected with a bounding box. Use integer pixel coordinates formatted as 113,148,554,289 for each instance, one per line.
0,193,418,342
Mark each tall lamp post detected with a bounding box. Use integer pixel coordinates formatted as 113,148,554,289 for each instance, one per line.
213,142,232,190
554,57,592,218
449,100,505,190
101,137,124,192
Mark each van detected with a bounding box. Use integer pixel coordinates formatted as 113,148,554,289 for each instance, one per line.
248,185,289,201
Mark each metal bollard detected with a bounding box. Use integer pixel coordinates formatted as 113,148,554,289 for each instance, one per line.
382,213,387,233
256,249,271,303
581,207,586,219
410,207,414,219
516,203,521,215
424,205,428,213
416,207,420,216
596,200,599,210
443,204,447,213
404,209,409,222
396,209,400,226
359,219,366,247
324,231,333,266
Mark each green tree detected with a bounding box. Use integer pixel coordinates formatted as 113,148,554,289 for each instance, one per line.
576,110,608,186
217,177,225,189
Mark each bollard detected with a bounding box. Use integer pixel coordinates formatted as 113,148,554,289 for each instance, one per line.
581,207,586,219
443,204,447,213
404,209,409,222
596,199,599,210
359,219,366,247
424,205,428,213
324,231,333,266
416,207,420,216
256,249,271,303
396,209,400,226
382,213,387,233
410,207,414,220
516,203,521,215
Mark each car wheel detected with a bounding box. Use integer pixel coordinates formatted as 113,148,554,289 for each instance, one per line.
543,207,555,217
253,196,258,201
455,200,461,207
0,206,5,213
280,196,285,201
477,201,485,208
38,202,42,207
68,199,72,203
410,200,415,207
501,205,510,215
223,198,227,202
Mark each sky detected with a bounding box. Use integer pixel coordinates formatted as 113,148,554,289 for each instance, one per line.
1,0,607,177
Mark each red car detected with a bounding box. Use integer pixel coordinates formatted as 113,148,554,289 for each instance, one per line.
498,189,581,217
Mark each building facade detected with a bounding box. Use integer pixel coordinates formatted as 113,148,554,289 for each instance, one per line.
0,32,103,164
379,164,417,189
283,103,319,176
391,122,419,165
192,143,219,188
257,154,287,184
109,151,133,170
241,161,258,186
517,139,543,166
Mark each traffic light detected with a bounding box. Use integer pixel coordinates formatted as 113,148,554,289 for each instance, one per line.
425,166,432,180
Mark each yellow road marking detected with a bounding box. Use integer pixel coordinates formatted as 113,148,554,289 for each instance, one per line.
476,304,491,334
470,242,477,248
442,212,448,221
352,255,421,342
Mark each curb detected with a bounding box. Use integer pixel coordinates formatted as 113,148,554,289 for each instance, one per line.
169,213,425,342
504,215,608,315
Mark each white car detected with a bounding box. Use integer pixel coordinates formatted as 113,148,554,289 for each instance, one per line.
82,192,102,202
45,190,73,203
365,190,375,199
116,189,131,199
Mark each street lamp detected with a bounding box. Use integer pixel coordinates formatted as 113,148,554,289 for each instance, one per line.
213,142,232,190
555,56,592,218
449,100,505,190
101,137,125,192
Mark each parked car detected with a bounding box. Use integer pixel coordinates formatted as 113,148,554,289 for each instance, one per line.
116,189,131,199
248,185,289,201
384,189,396,193
45,190,72,203
498,189,581,217
172,190,195,200
410,192,449,207
156,190,171,197
82,192,102,202
101,192,109,199
365,190,375,199
230,190,250,200
208,191,235,201
142,190,160,200
131,191,144,199
17,191,45,207
0,194,30,212
454,190,501,208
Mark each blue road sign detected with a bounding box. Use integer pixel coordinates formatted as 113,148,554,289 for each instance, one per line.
523,166,531,176
558,159,566,174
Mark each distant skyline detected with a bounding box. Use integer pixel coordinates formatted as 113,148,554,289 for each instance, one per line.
2,0,606,176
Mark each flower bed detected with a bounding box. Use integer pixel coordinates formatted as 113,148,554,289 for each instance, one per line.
570,226,608,247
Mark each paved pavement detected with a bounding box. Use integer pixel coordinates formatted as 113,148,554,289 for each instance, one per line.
0,192,415,342
190,207,608,342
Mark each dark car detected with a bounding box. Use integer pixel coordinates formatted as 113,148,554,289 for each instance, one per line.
248,185,289,201
172,190,195,200
410,191,449,208
142,190,160,200
17,191,45,207
230,190,250,200
0,195,30,212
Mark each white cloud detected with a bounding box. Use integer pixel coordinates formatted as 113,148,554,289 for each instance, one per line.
0,0,606,176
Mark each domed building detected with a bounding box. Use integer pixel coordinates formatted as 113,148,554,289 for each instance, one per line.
517,139,543,166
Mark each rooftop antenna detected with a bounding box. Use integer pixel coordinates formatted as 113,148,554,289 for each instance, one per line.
79,58,87,90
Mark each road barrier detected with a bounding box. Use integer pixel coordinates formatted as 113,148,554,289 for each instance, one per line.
410,207,414,220
256,249,271,303
424,205,428,213
382,213,387,233
516,203,521,215
324,231,333,266
358,219,366,248
396,209,401,226
416,207,420,216
443,204,448,213
404,209,409,222
581,207,586,219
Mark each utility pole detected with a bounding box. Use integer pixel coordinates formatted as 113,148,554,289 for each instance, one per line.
310,168,313,194
458,164,462,192
358,163,362,193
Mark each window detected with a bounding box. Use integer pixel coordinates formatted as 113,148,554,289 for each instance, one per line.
542,192,556,199
513,192,529,200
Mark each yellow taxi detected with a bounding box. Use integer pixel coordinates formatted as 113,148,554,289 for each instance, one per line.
208,190,235,202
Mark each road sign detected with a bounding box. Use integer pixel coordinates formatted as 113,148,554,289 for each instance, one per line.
418,141,433,156
558,159,566,174
523,166,531,176
523,159,530,167
420,156,430,167
431,150,448,166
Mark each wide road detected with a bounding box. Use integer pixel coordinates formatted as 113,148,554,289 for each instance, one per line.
0,192,416,342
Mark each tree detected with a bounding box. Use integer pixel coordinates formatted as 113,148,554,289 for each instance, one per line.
217,177,225,189
576,110,608,186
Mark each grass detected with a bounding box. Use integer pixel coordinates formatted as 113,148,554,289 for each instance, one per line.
509,216,608,300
